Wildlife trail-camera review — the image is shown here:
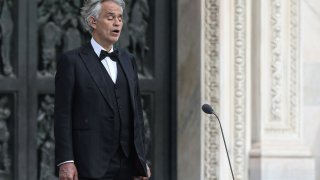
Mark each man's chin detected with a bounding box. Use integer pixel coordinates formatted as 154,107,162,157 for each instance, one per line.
111,34,120,40
110,38,120,44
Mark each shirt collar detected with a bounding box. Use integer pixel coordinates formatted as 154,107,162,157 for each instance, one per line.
90,38,114,57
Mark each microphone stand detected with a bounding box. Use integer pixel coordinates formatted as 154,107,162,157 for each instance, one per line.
211,112,235,180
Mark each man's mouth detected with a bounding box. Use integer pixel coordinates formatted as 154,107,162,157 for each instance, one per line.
112,30,120,33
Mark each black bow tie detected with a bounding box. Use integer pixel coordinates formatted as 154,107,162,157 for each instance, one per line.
99,50,119,61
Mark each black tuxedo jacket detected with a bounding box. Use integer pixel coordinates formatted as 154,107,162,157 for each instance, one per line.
54,43,147,178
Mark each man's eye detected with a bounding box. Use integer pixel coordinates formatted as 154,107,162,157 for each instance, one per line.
107,16,114,20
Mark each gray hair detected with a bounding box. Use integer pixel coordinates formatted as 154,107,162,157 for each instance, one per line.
81,0,126,33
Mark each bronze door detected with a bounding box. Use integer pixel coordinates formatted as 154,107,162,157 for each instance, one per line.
0,0,177,179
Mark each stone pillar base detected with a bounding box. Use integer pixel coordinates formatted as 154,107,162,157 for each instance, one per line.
249,143,315,180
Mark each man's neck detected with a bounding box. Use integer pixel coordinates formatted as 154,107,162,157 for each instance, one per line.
92,36,112,51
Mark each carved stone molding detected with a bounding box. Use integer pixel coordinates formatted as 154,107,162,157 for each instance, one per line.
288,0,299,134
232,0,248,179
263,0,300,137
248,0,311,179
270,0,282,123
203,0,220,179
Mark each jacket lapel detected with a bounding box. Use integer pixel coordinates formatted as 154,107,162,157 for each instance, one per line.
117,50,136,113
79,43,116,112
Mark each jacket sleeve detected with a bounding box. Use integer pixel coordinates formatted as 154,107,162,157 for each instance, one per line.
131,55,146,154
54,53,75,166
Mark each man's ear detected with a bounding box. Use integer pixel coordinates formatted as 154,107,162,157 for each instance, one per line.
89,16,97,29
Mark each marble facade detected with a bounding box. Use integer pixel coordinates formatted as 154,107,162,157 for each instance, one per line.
177,0,319,179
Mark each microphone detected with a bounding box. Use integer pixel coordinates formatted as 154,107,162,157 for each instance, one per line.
202,104,214,114
202,104,235,180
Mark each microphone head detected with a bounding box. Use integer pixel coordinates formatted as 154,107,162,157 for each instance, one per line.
202,104,214,114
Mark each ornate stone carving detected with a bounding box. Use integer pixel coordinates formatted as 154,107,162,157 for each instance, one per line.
203,0,220,179
288,0,298,133
0,0,14,77
270,0,282,122
117,0,151,78
232,0,248,179
0,95,12,178
37,95,56,180
265,0,300,135
37,0,88,77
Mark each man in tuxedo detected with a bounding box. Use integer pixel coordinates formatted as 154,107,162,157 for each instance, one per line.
54,0,151,179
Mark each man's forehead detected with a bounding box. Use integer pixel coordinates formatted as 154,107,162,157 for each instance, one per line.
103,10,123,16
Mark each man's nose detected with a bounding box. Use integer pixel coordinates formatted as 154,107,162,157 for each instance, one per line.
114,19,121,26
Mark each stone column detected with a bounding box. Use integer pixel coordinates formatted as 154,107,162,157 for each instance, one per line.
249,0,315,179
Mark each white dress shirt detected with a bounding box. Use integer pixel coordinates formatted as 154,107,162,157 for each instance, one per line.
57,38,118,167
91,38,118,83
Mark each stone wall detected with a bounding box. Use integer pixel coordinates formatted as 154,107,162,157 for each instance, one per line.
177,0,318,179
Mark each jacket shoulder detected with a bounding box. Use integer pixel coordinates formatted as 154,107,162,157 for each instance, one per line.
118,48,134,60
